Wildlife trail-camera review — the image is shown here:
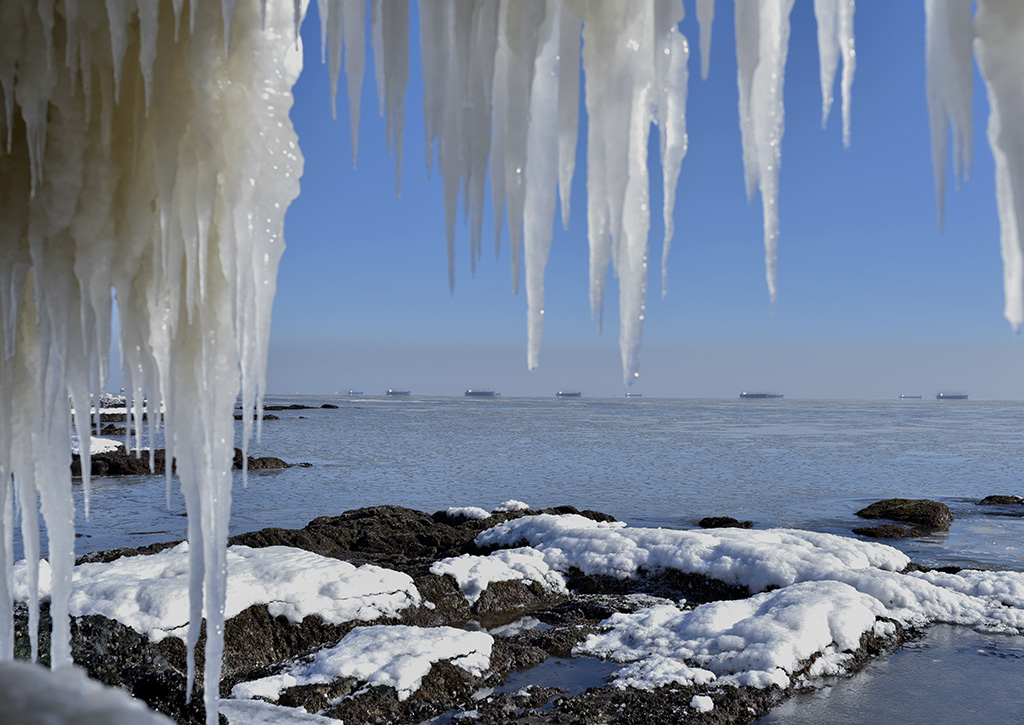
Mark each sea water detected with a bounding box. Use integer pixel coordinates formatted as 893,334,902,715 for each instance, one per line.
48,396,1024,721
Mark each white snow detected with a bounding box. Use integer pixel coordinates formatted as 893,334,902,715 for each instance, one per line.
492,499,530,512
690,694,714,713
219,698,341,724
431,547,568,604
446,506,492,521
13,544,420,643
477,514,1024,690
70,437,123,456
476,514,910,592
0,660,173,724
231,624,493,703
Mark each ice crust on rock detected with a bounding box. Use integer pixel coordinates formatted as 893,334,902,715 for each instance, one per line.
13,543,420,643
230,624,493,703
480,514,1024,689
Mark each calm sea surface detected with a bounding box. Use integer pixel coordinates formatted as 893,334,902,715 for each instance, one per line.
47,396,1024,722
67,395,1024,571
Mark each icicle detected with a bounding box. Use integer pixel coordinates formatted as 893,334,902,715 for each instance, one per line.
467,2,499,273
524,1,561,369
973,0,1024,331
493,0,546,293
325,0,344,119
924,0,974,229
655,1,689,300
756,0,796,311
734,0,760,202
556,2,580,231
837,0,855,147
343,0,366,165
813,0,839,127
696,0,714,81
370,0,409,198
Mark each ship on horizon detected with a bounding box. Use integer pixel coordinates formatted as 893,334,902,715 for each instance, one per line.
556,391,582,398
386,389,411,396
936,392,968,400
740,392,783,399
465,389,498,397
898,394,922,399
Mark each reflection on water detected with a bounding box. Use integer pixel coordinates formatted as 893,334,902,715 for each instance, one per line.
756,625,1024,724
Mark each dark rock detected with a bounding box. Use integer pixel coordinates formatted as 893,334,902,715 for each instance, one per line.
232,448,291,470
977,495,1024,506
852,523,922,539
855,498,953,530
235,413,280,421
698,516,754,529
263,404,316,411
564,566,751,604
14,603,206,724
471,579,567,617
321,403,339,409
72,447,298,477
71,447,170,477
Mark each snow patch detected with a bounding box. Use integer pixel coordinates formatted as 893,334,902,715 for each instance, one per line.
13,544,420,643
492,499,530,512
446,506,491,521
431,547,568,604
231,625,493,702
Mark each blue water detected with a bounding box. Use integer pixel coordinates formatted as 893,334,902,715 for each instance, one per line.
57,396,1024,723
69,395,1024,572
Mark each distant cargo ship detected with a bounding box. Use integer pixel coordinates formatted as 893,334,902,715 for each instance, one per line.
625,393,642,398
740,392,783,399
386,389,411,396
465,389,497,397
556,391,582,398
347,390,363,396
898,394,921,399
936,392,968,400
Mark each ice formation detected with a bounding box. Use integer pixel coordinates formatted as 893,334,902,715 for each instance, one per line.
0,660,173,724
1,1,1023,724
0,2,303,722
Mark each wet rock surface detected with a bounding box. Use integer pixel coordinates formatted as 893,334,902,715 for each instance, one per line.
15,506,915,724
698,516,754,529
855,498,953,530
977,495,1023,505
852,523,924,539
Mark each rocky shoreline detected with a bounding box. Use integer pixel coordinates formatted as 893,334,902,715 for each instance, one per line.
12,503,941,725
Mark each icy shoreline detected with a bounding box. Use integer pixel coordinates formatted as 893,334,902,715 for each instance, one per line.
6,503,1024,724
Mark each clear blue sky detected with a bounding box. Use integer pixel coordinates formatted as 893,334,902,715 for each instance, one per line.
267,1,1024,399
